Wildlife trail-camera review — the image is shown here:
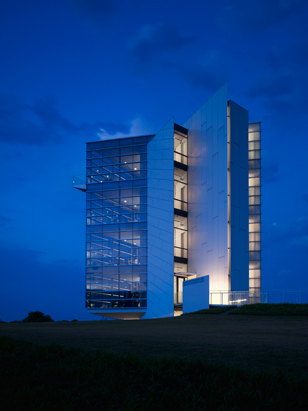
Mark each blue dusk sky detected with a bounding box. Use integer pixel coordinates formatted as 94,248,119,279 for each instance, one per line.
1,0,308,321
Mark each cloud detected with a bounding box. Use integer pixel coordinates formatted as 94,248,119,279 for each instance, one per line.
129,23,194,72
129,25,228,92
92,121,130,136
218,0,307,32
244,41,308,120
245,46,294,101
179,50,229,92
73,0,118,25
0,93,131,146
247,73,292,100
97,117,154,140
0,93,67,145
31,95,79,134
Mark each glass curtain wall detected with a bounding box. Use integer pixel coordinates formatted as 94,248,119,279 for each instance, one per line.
85,136,152,309
248,123,262,295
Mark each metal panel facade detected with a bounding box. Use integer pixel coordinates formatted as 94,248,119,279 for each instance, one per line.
144,118,175,318
183,84,229,293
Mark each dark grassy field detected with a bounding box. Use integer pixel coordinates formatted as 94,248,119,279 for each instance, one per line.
1,312,308,377
1,335,307,411
1,307,308,410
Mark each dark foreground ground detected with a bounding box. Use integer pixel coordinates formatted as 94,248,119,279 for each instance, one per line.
1,314,308,377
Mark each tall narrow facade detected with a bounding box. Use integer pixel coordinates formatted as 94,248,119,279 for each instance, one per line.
75,85,262,319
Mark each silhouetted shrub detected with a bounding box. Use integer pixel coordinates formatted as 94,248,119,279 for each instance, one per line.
22,311,54,323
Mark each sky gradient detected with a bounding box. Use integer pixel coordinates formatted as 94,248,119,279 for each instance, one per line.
1,0,308,321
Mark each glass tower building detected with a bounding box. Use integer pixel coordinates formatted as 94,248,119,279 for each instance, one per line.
74,85,262,319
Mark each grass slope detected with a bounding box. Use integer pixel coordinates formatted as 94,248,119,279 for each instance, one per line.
230,303,308,316
1,336,308,411
184,305,234,314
